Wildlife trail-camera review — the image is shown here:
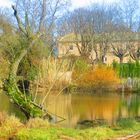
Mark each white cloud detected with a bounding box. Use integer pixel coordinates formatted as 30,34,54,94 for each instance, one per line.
0,0,13,8
71,0,90,9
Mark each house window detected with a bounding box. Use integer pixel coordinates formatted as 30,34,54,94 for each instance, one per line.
102,56,107,63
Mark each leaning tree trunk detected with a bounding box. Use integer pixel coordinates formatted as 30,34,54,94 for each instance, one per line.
4,42,51,120
3,4,53,120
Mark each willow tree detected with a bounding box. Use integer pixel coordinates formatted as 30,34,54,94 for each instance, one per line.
3,0,69,119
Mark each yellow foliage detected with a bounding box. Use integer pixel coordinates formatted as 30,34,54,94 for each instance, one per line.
73,65,120,89
0,114,23,137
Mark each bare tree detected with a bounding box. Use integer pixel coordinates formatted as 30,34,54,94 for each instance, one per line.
57,4,124,63
70,9,92,58
119,0,139,30
129,42,140,61
111,42,129,63
130,46,140,61
3,0,69,120
110,28,133,63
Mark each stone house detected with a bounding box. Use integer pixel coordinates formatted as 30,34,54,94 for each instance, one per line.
57,33,136,64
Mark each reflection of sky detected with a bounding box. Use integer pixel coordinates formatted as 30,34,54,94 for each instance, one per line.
0,0,118,9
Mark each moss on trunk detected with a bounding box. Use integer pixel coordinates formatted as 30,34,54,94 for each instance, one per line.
4,75,45,119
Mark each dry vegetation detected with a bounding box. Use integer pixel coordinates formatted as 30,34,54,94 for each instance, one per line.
73,65,120,91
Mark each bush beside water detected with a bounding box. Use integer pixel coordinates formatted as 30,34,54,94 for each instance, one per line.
73,63,120,91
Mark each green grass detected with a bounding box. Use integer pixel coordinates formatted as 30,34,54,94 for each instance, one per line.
14,120,140,140
14,127,115,140
1,117,140,140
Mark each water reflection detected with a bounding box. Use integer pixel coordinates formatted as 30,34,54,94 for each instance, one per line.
46,93,140,127
1,91,140,127
0,91,27,121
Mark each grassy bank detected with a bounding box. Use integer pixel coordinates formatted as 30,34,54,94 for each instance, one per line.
14,122,140,140
1,114,140,140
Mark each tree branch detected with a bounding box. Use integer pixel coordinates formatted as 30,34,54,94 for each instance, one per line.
12,5,26,34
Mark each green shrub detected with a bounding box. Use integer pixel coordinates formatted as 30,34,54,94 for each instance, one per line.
112,61,140,78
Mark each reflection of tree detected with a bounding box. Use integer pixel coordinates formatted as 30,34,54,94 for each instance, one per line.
66,94,73,127
0,92,25,120
128,95,140,117
0,92,10,112
120,94,140,118
71,94,119,122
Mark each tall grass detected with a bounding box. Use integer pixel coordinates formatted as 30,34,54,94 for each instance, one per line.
112,60,140,78
39,57,73,88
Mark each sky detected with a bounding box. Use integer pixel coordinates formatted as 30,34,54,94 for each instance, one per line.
0,0,117,9
0,0,13,8
71,0,117,9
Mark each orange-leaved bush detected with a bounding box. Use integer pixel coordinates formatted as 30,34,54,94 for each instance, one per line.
73,65,120,90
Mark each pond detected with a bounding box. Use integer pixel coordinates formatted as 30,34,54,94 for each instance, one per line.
0,91,140,128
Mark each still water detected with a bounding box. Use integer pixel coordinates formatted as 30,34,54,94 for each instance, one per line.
0,91,140,128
